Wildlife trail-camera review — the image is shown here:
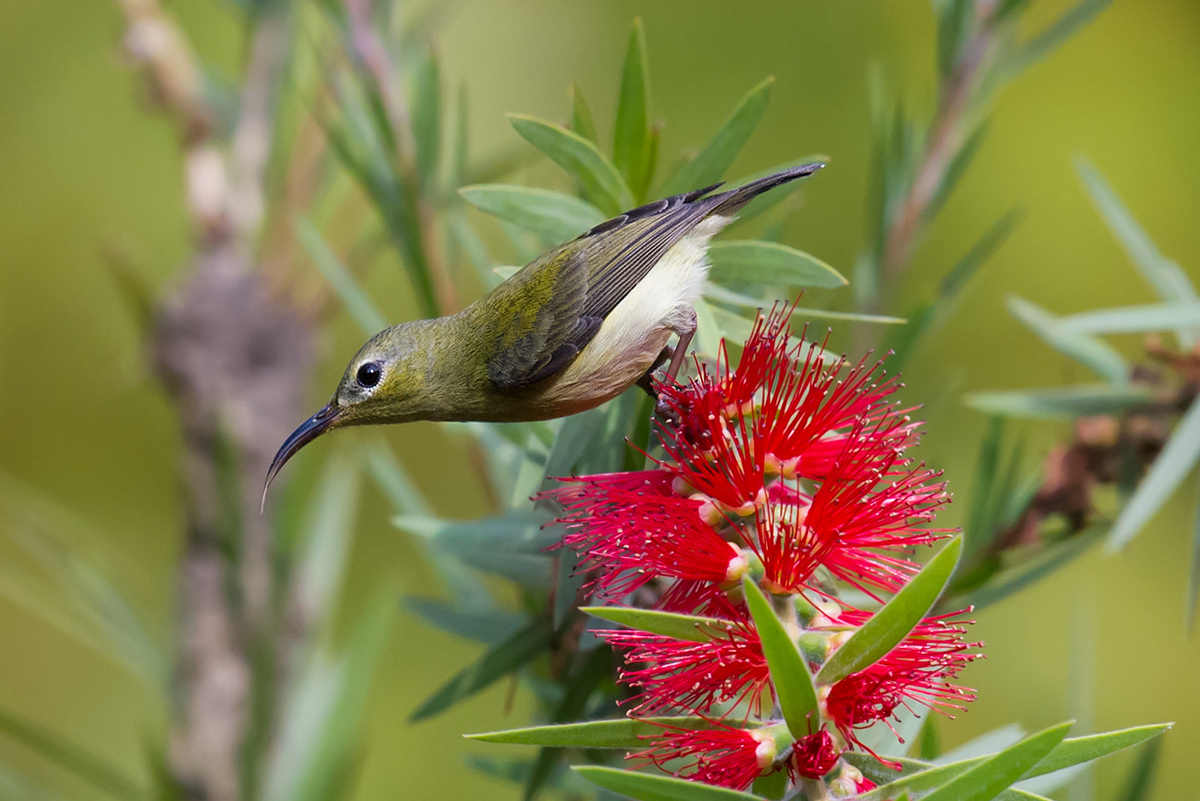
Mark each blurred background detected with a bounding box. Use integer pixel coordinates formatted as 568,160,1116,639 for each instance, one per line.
1,0,1198,799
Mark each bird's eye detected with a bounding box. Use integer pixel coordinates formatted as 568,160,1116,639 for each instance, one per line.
356,362,382,388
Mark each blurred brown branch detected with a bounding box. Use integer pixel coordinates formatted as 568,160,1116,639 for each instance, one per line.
116,2,317,799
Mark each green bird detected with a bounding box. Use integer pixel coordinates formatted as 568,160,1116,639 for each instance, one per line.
264,162,823,498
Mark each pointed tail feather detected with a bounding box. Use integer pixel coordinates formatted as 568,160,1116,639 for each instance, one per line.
708,162,824,217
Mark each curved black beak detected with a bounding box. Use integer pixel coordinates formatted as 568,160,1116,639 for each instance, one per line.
261,404,340,511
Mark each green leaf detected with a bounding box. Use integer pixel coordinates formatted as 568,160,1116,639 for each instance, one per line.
468,716,728,748
704,283,904,325
410,48,441,185
292,449,360,629
0,705,145,799
394,511,554,551
509,114,634,214
910,723,1070,801
410,617,553,721
918,718,942,762
963,418,1007,565
1113,736,1162,801
752,768,788,800
1026,724,1169,780
1006,0,1114,78
459,184,606,244
363,441,432,515
581,607,738,644
743,579,819,738
523,646,613,800
296,216,388,335
1057,303,1200,336
262,586,395,801
613,19,652,199
818,537,962,684
574,766,762,801
949,526,1103,612
0,480,164,686
661,77,774,196
708,240,847,289
1006,295,1128,383
964,384,1153,421
1076,157,1199,348
853,723,1170,801
1107,393,1200,552
884,209,1022,371
569,84,597,143
1190,471,1200,632
407,597,526,645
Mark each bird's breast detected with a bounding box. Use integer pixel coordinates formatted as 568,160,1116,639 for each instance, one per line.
527,215,728,417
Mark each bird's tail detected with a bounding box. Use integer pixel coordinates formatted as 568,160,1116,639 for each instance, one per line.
707,162,824,217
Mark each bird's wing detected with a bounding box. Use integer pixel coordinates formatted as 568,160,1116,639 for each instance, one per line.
486,185,721,390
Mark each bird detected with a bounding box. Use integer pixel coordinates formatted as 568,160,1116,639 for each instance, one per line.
263,162,824,502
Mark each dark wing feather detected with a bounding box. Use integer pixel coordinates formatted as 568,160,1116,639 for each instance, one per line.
485,164,822,390
486,189,719,390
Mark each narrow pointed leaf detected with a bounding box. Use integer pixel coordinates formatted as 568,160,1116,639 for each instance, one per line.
818,537,962,685
460,184,606,244
1107,393,1200,552
263,587,395,801
1057,303,1200,336
613,19,651,198
744,579,819,738
407,598,526,645
662,77,774,196
1026,724,1170,779
1006,296,1127,383
569,84,597,143
708,240,847,289
911,723,1071,801
1006,0,1114,77
752,768,788,799
1189,471,1200,632
410,617,553,721
950,526,1103,612
574,766,762,801
510,114,634,214
704,283,903,324
964,384,1153,420
853,723,1169,801
0,706,144,799
1077,157,1199,347
1113,736,1161,801
885,208,1022,371
296,217,387,335
581,606,738,644
410,48,441,185
468,716,730,748
523,646,613,800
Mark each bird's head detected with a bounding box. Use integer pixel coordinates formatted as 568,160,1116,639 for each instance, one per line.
262,321,436,505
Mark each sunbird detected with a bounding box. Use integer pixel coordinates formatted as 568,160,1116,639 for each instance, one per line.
264,162,823,500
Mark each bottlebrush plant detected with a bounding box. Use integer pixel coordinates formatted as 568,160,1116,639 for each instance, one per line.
469,308,1169,799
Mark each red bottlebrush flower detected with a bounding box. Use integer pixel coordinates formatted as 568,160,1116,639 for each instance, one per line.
824,609,982,751
756,420,950,597
636,724,780,791
658,388,769,516
791,729,841,779
653,302,906,518
600,617,770,717
554,487,749,599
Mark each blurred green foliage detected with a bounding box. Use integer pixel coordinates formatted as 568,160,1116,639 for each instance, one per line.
1,1,1199,800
